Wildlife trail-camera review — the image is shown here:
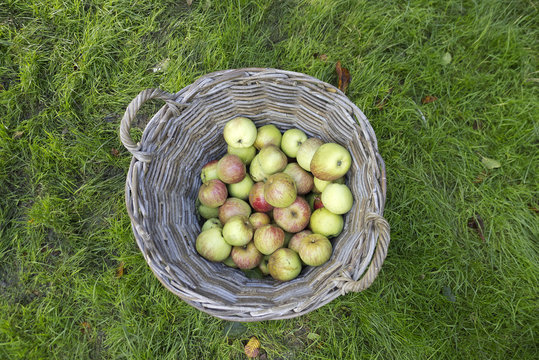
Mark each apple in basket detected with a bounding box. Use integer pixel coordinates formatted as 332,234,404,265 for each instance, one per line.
249,154,268,182
222,215,254,246
198,179,228,208
227,174,254,200
309,208,344,238
201,218,222,231
218,198,252,224
253,224,285,255
227,145,256,165
264,173,297,208
268,248,302,281
321,183,354,214
249,212,271,229
217,154,246,184
223,117,257,148
298,234,333,266
283,163,313,195
258,255,271,275
230,241,263,270
310,143,352,181
254,124,282,149
196,228,231,262
200,160,219,184
258,145,288,175
281,128,307,158
288,230,312,254
296,137,324,172
197,201,220,219
273,196,311,233
249,182,274,213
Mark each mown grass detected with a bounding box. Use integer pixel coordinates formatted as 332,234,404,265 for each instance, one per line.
1,0,537,359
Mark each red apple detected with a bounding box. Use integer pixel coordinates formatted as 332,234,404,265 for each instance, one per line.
218,198,252,224
268,248,302,281
273,196,311,233
264,173,297,208
283,163,313,195
249,212,271,229
298,234,332,266
217,154,246,184
231,241,263,270
200,160,219,184
288,230,312,253
198,179,228,208
249,182,274,213
253,224,285,255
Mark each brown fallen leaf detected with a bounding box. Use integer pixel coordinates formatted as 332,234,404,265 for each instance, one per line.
244,336,261,358
421,95,437,104
313,53,328,62
335,61,351,93
81,322,91,335
111,148,120,157
467,214,485,242
472,120,483,130
116,261,126,278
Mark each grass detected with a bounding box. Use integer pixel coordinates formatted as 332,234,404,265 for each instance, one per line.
1,0,537,358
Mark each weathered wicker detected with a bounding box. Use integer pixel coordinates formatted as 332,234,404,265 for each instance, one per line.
120,68,390,322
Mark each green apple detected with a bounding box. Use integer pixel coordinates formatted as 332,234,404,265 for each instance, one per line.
309,208,344,238
268,248,302,281
196,228,231,262
197,200,220,219
313,177,331,193
227,145,256,165
222,215,254,246
264,173,297,208
223,255,238,268
254,124,282,149
249,154,268,182
201,218,222,231
310,143,352,181
227,174,254,200
258,145,287,175
281,128,308,158
321,183,353,214
223,117,257,148
296,137,324,171
200,160,219,184
298,234,332,266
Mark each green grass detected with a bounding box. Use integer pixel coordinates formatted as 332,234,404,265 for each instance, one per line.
1,0,538,358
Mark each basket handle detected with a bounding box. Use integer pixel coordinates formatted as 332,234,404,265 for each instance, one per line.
120,88,178,162
337,212,390,294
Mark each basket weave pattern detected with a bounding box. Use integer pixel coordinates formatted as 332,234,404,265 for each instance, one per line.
120,68,390,321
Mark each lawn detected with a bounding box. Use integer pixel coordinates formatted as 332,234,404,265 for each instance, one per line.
1,0,537,359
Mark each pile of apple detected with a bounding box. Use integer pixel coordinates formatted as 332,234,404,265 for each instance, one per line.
195,117,354,281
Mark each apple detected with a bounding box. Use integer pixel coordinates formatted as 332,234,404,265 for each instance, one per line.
254,124,282,149
195,228,231,262
231,241,263,270
227,174,253,200
310,143,352,181
249,182,274,213
268,248,302,281
217,154,246,184
258,145,287,175
222,215,254,246
227,145,256,165
264,173,297,208
218,198,252,224
223,255,238,268
273,196,311,233
306,193,324,211
197,201,219,219
249,154,268,182
309,208,344,238
201,218,222,231
298,234,332,266
281,128,308,158
200,160,218,184
223,117,257,148
296,137,324,171
258,255,271,275
283,163,313,195
288,230,312,253
198,179,228,208
249,212,271,229
313,177,330,193
321,183,353,214
253,224,285,255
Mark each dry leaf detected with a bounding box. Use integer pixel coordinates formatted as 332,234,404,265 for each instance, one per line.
186,0,193,5
467,214,485,242
421,95,437,104
472,120,483,130
116,261,126,278
244,336,261,358
481,156,501,169
111,148,120,157
335,61,351,93
80,322,91,334
13,131,23,139
441,52,452,65
313,53,328,61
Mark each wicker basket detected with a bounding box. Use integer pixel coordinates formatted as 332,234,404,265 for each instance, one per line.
120,68,390,322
